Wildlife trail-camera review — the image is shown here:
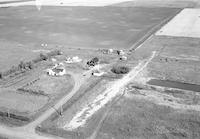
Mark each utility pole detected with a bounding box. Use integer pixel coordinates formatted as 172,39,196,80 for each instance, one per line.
60,105,63,117
52,106,63,117
7,109,10,118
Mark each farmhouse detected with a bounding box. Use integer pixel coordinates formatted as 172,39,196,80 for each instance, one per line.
46,65,66,76
65,56,82,63
117,50,125,55
102,49,114,54
119,56,127,61
91,70,105,76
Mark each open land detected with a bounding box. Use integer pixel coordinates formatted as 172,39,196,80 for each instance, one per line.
0,6,179,70
0,0,200,139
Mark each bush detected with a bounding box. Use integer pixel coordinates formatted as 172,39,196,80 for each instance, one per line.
3,66,18,76
39,53,48,61
26,61,33,69
36,50,62,62
17,88,47,97
111,66,129,74
46,50,62,58
87,57,99,66
18,61,26,70
1,50,62,78
32,57,41,63
0,72,2,79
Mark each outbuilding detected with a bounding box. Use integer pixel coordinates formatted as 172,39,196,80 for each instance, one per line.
46,65,66,76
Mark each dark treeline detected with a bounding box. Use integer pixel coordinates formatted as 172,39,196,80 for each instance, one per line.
0,50,62,79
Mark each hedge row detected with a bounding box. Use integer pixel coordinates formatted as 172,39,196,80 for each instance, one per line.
0,50,62,79
17,88,48,97
0,111,29,122
111,66,129,74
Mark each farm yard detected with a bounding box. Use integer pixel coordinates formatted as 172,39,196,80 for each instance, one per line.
0,54,75,126
36,34,200,139
0,46,125,127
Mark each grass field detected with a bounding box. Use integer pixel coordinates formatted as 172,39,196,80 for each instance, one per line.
0,6,179,71
143,36,200,85
0,89,48,113
0,6,179,49
0,40,38,71
23,74,73,96
95,95,200,139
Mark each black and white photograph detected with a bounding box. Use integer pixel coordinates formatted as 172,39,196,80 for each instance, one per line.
0,0,200,139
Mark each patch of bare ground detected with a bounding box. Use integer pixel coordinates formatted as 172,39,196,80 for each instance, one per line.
156,9,200,38
0,40,38,71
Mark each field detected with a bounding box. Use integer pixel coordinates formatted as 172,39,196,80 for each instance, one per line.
142,36,200,84
0,6,179,49
156,9,200,38
0,40,38,71
0,6,179,70
94,94,200,139
0,89,48,113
